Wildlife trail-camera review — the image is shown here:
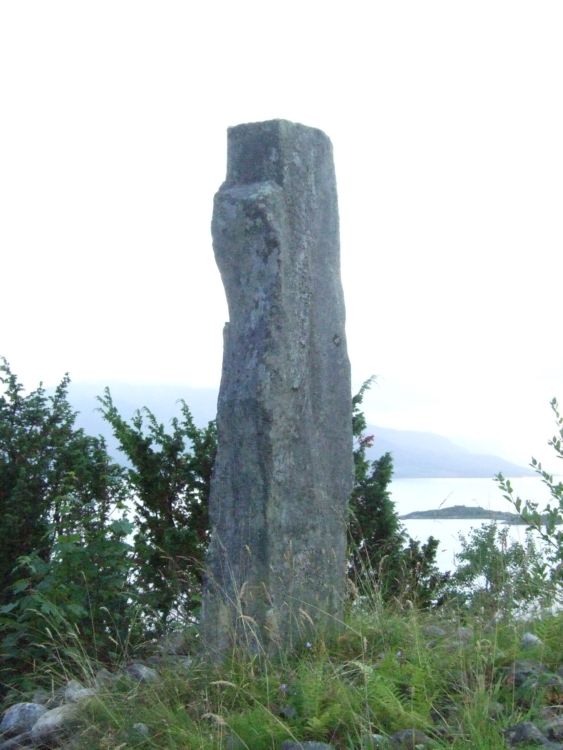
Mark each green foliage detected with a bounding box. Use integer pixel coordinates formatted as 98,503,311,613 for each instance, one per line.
98,389,217,629
226,705,292,749
349,379,448,607
0,361,139,696
1,362,217,695
448,522,550,613
290,658,361,740
0,363,455,701
496,397,563,603
0,359,119,596
533,611,563,668
443,398,563,615
3,363,563,748
68,601,563,750
0,516,137,691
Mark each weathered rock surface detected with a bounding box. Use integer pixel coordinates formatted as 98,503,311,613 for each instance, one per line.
522,632,544,649
131,722,150,738
544,717,563,742
506,659,547,687
0,703,45,739
30,704,78,745
124,662,159,683
421,625,447,639
63,680,97,704
202,120,353,654
503,720,561,747
0,732,34,750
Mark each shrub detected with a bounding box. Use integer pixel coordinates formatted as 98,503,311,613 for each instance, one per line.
448,522,550,614
0,362,138,696
496,397,563,607
98,389,217,631
349,378,448,607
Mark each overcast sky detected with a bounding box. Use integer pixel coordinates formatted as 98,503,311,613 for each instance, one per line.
1,1,562,464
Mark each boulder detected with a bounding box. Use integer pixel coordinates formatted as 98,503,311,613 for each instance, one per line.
30,704,78,746
124,662,159,683
503,721,555,747
63,680,97,703
0,703,46,739
522,632,544,649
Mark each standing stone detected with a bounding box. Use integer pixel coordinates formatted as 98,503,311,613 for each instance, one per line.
202,120,353,655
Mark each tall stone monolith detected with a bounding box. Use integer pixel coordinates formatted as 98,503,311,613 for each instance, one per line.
202,120,353,655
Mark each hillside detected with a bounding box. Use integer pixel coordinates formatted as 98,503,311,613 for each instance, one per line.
67,382,532,479
364,424,532,478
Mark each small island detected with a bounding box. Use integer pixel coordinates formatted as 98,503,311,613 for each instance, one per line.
399,504,526,524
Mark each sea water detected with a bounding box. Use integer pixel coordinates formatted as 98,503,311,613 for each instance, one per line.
390,476,557,573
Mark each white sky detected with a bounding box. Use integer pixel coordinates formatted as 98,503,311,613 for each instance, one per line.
1,1,562,464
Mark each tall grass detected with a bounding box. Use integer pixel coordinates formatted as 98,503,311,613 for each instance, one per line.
37,585,562,750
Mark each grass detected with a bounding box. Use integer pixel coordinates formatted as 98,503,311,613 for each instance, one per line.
35,594,562,750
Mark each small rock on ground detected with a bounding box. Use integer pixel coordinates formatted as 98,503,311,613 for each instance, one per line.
455,627,473,642
522,632,544,649
543,717,563,742
0,703,46,738
390,728,434,748
422,625,447,639
0,732,34,750
31,704,78,746
503,721,555,747
124,662,159,683
64,680,97,703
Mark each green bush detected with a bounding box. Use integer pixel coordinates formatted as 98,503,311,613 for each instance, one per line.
0,515,138,692
448,522,549,614
0,362,139,696
496,397,563,605
349,378,449,607
98,388,216,631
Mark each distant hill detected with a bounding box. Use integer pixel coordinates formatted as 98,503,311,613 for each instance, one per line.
364,424,532,479
400,504,525,523
67,382,532,479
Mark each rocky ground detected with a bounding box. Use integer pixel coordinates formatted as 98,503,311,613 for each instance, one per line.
1,628,562,749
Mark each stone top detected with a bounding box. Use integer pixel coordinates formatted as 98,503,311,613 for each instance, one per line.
225,119,333,187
